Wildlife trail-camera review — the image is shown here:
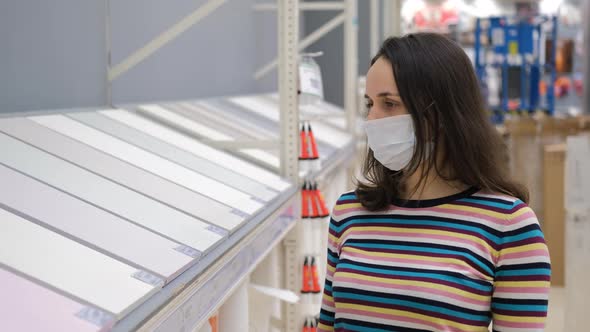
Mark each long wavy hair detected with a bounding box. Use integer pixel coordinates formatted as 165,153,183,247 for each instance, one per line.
356,33,528,211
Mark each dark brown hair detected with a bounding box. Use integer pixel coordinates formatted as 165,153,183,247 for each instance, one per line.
356,33,528,210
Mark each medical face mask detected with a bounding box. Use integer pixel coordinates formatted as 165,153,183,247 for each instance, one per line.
364,114,415,171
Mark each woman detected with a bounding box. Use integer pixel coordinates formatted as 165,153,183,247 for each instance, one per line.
319,33,550,332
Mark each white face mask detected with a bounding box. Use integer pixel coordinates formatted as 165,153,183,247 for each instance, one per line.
363,114,415,171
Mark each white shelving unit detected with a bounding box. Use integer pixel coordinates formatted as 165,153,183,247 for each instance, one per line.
0,208,158,321
0,267,108,332
0,1,359,331
253,2,358,331
0,105,299,331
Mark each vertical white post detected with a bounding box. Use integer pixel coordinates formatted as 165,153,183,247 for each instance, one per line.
344,0,359,133
391,0,402,37
370,0,380,57
250,248,282,332
382,0,402,38
278,1,300,332
218,279,250,331
382,0,390,38
278,0,300,182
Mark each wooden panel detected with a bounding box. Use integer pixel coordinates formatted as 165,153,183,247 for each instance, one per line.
543,143,566,286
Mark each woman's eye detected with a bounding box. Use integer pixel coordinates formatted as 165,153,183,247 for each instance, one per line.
384,100,398,108
362,103,371,117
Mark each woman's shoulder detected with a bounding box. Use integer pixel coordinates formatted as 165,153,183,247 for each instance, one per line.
330,191,375,221
470,189,538,224
334,191,359,204
470,190,522,205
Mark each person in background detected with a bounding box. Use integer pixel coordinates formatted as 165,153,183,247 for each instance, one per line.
318,33,550,332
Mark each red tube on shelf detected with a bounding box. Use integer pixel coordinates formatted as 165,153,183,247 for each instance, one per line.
310,184,320,219
301,256,311,293
311,317,318,332
302,318,311,332
311,257,321,293
301,182,310,218
308,122,320,160
299,123,310,160
315,183,330,217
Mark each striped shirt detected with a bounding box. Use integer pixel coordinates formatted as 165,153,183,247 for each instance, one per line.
318,188,551,332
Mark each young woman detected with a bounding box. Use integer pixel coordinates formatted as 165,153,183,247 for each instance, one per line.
319,33,550,332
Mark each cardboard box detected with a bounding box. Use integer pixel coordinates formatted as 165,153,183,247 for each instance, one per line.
543,143,566,286
504,115,590,226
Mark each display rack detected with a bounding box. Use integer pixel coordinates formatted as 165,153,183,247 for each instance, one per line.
94,92,355,330
253,2,358,331
0,107,298,331
475,15,558,121
123,94,356,181
1,1,359,331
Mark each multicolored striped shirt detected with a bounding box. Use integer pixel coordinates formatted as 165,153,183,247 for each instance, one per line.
319,188,550,332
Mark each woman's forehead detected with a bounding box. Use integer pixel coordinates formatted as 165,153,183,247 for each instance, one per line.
366,57,398,97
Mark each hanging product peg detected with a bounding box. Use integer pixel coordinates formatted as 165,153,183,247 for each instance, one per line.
302,181,330,219
301,257,312,294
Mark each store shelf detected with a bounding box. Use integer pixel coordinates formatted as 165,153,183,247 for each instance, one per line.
0,81,355,332
137,103,281,170
124,93,356,182
0,267,114,332
0,208,158,319
0,131,218,270
0,118,241,236
29,114,262,221
0,162,201,283
98,108,289,191
0,104,299,331
115,190,298,332
74,110,281,202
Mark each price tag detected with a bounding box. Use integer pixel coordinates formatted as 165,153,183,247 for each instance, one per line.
75,307,114,327
175,245,202,259
230,209,250,219
132,270,164,287
299,62,324,99
251,196,267,204
207,225,229,237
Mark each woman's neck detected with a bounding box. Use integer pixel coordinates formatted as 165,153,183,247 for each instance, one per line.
402,165,468,200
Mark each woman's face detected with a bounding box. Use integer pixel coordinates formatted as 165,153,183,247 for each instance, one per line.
364,57,409,120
